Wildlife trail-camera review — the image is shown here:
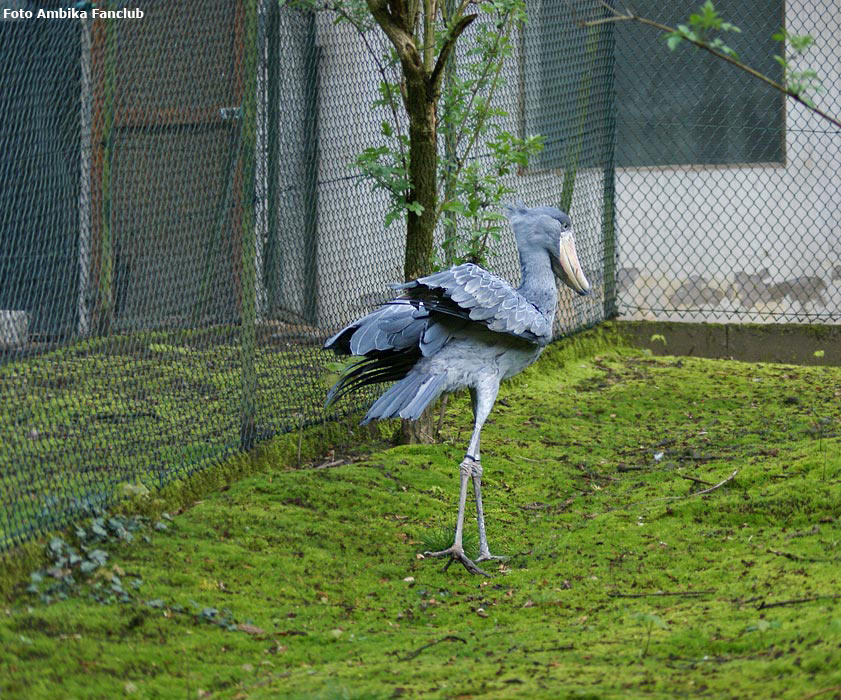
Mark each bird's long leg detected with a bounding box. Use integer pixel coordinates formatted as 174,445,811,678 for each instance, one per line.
423,380,498,577
467,383,508,564
424,457,488,576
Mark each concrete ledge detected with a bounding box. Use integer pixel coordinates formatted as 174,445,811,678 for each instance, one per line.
613,320,841,366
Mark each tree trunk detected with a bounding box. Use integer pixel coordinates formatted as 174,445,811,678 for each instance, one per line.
403,74,438,282
396,73,440,443
397,412,436,444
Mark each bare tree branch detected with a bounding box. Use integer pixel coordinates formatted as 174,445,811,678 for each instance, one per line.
581,4,841,130
366,0,423,78
430,13,478,88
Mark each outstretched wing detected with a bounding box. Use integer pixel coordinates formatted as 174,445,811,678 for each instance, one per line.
391,263,551,344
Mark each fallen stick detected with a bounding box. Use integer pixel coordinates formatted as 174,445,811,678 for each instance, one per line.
798,685,841,700
678,473,714,487
766,548,840,563
608,589,715,599
311,459,346,470
694,470,738,495
757,595,841,610
617,464,647,472
396,635,467,661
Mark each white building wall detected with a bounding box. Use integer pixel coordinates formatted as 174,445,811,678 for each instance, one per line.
616,0,841,323
313,17,402,326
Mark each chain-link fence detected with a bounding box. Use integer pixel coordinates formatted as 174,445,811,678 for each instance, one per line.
614,0,841,324
0,1,615,549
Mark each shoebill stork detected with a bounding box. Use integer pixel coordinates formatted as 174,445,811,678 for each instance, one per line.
324,204,590,575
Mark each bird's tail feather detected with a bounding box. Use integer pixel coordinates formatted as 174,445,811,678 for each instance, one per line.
324,348,419,409
362,372,447,424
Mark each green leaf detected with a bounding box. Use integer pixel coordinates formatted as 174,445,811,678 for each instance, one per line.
790,34,815,52
384,210,400,228
666,34,683,51
88,549,108,565
442,200,467,215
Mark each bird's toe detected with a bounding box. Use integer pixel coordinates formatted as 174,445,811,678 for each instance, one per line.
423,546,490,577
475,552,509,564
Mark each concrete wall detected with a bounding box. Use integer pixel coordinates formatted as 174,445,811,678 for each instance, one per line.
616,320,841,366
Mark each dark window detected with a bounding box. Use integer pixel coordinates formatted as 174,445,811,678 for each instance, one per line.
614,0,785,167
524,0,785,169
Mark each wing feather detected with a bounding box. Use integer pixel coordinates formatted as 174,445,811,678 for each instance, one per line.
393,263,550,344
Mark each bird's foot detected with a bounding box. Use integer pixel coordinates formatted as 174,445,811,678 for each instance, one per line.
423,546,490,577
475,551,509,564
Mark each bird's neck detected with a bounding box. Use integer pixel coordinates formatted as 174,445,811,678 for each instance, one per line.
517,249,558,317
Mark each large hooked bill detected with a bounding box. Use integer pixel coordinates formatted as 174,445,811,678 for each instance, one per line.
552,232,591,296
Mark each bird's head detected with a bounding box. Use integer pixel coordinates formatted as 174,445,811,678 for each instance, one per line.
505,204,591,296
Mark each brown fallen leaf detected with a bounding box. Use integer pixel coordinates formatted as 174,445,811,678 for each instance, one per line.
237,623,266,636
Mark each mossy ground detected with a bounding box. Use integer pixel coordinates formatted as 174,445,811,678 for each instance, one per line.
0,326,356,547
2,343,840,699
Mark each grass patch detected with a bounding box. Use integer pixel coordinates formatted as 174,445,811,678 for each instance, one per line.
1,343,840,698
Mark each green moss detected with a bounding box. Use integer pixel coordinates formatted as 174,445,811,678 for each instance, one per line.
0,327,372,547
0,415,381,600
2,342,841,698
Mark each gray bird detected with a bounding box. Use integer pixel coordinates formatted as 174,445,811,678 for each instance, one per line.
324,204,591,575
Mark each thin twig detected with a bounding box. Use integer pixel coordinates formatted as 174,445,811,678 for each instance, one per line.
311,459,346,470
767,548,841,563
757,595,841,610
798,686,841,700
436,9,515,224
581,2,841,130
327,2,409,167
694,469,738,495
395,635,467,661
613,469,738,511
767,548,806,561
608,589,715,598
510,643,575,653
678,473,714,487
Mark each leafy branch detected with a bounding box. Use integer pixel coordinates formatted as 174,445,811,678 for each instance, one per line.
288,0,542,269
582,0,841,130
